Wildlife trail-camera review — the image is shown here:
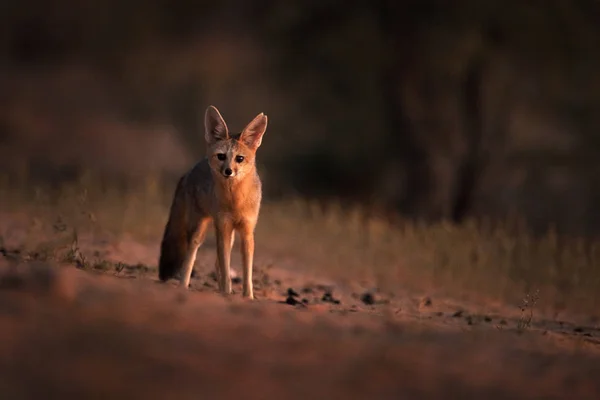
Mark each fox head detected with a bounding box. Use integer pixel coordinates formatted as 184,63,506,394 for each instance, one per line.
204,105,268,181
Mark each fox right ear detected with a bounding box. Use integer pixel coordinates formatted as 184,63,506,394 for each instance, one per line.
204,105,229,143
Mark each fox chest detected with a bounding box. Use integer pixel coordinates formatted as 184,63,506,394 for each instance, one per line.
211,187,260,224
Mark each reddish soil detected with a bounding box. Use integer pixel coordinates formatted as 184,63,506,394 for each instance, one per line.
0,216,599,399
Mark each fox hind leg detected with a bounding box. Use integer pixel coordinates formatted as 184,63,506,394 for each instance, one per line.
180,218,210,289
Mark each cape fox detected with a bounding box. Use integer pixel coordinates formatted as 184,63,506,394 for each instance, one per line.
158,105,268,299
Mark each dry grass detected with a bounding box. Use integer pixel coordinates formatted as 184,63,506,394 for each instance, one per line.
2,171,600,320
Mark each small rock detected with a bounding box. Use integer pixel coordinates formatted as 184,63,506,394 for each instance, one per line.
287,288,299,297
421,297,432,307
231,277,242,284
321,291,341,305
452,310,464,318
484,316,492,323
285,296,299,306
360,292,375,305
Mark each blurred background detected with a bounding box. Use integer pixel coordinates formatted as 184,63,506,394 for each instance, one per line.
1,0,600,236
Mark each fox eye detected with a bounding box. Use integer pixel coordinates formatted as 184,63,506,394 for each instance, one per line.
216,153,226,161
235,155,245,163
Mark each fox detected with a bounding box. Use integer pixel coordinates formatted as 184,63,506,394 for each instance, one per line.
158,105,268,299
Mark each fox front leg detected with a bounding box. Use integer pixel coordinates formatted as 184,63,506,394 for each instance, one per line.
215,220,234,294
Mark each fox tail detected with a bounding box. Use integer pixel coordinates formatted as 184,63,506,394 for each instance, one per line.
158,177,190,282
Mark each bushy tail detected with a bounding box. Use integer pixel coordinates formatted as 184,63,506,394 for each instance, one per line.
158,177,190,282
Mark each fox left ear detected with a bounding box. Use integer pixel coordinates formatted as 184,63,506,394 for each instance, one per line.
205,105,229,143
240,112,268,149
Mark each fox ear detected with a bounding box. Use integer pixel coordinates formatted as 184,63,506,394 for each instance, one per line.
240,112,267,149
204,105,229,143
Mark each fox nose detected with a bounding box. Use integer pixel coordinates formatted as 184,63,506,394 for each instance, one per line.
224,168,233,176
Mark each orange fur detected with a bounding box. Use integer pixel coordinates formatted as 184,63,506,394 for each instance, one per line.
158,106,267,299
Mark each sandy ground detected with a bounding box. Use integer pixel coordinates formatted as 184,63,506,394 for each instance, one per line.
1,214,600,399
